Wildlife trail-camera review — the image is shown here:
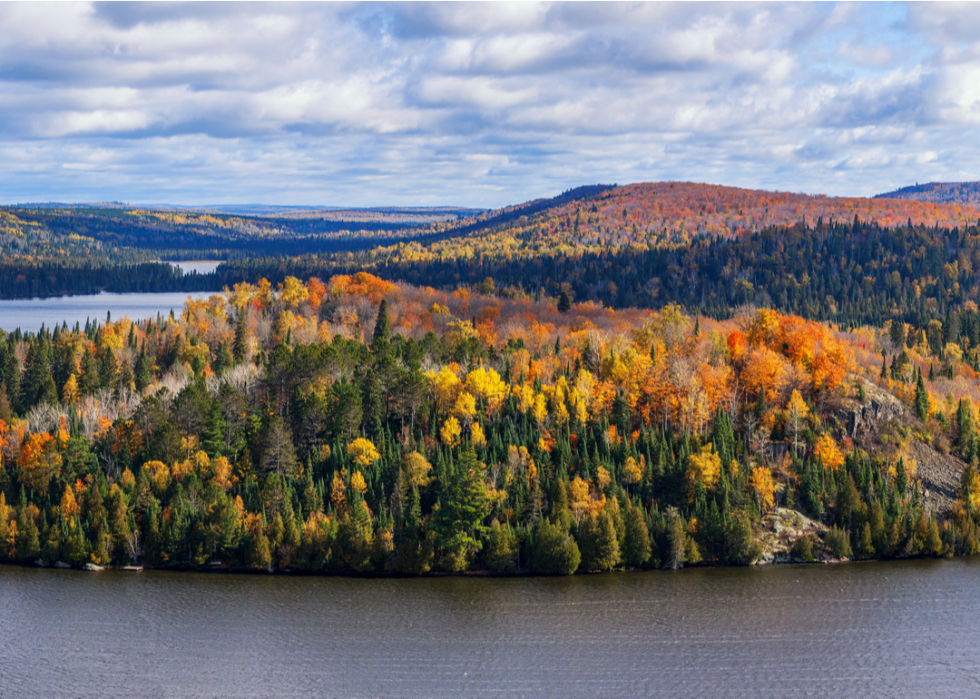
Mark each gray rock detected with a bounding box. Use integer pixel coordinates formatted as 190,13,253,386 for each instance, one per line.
53,561,71,569
83,563,105,572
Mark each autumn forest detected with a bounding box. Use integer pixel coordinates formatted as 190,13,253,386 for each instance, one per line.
2,181,980,575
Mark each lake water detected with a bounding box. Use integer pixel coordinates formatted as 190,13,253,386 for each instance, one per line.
164,260,222,275
2,559,979,698
0,291,214,332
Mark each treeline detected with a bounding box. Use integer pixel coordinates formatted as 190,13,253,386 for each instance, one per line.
0,262,220,299
215,218,980,330
0,276,975,575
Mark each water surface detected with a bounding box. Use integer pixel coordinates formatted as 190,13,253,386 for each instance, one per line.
0,291,213,332
165,260,222,275
2,559,979,698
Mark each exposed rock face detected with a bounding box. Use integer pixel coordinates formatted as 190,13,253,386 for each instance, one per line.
757,507,829,564
843,399,905,438
910,441,964,518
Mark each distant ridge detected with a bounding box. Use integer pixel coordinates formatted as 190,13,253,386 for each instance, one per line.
875,181,980,206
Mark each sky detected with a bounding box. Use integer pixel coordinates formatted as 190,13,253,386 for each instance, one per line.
1,1,979,208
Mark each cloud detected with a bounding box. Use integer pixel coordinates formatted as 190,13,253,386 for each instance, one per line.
0,1,977,207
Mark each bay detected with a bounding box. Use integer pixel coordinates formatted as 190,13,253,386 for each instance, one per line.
2,558,979,698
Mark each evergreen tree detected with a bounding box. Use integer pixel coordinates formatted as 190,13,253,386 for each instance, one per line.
529,518,580,575
914,370,929,421
578,510,620,572
621,502,652,567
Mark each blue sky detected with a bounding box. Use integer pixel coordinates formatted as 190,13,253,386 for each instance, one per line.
1,1,978,207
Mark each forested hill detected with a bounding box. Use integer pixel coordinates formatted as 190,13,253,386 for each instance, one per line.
875,182,980,206
428,181,980,252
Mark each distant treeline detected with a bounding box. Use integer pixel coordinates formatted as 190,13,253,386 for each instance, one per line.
0,262,219,299
215,218,980,330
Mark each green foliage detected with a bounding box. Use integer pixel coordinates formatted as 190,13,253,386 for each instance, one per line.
530,519,581,575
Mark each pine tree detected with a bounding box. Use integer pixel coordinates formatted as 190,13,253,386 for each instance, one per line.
621,501,652,567
233,313,248,363
914,370,929,420
134,347,151,393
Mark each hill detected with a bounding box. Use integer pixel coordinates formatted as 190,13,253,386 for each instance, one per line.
875,181,980,206
452,181,980,246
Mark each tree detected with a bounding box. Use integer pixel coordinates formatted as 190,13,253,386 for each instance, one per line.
372,298,392,347
749,465,776,513
685,444,722,499
557,290,572,314
578,510,620,572
786,389,809,456
621,502,652,567
348,438,381,468
482,521,518,573
430,449,491,571
914,370,929,420
530,518,580,575
813,433,844,470
260,416,299,478
18,433,62,491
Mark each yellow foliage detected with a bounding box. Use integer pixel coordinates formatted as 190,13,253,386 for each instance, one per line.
331,470,347,512
749,465,776,512
17,432,62,491
403,451,433,488
440,416,462,447
594,465,611,489
813,433,845,470
348,438,381,468
350,470,368,495
465,367,509,413
120,468,136,489
142,460,170,493
453,391,477,422
471,422,487,447
212,456,235,490
61,484,79,518
278,275,310,309
686,444,722,496
623,456,644,485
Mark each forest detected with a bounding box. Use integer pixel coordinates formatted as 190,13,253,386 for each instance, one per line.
3,181,980,575
1,271,978,575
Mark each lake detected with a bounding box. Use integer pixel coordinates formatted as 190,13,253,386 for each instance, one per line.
0,291,214,333
164,260,223,275
2,559,979,697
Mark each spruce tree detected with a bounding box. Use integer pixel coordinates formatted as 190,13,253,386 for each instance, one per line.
914,370,929,421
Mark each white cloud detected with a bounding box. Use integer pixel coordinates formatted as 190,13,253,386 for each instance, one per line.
0,1,977,206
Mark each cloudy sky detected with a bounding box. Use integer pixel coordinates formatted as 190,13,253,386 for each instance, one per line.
1,2,978,207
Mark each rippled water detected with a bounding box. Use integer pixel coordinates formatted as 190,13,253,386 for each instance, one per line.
2,559,980,697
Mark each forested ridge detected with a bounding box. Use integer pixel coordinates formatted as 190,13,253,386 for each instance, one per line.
218,217,980,329
1,273,979,575
5,180,980,575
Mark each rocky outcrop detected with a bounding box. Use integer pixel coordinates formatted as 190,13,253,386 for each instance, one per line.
840,398,905,439
910,440,964,518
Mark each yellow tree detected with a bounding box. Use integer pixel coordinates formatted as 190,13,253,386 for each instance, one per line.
61,373,79,405
813,433,845,470
403,451,432,488
18,433,62,491
441,417,462,447
278,276,310,309
685,444,722,500
350,470,368,495
749,465,776,512
347,438,381,468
